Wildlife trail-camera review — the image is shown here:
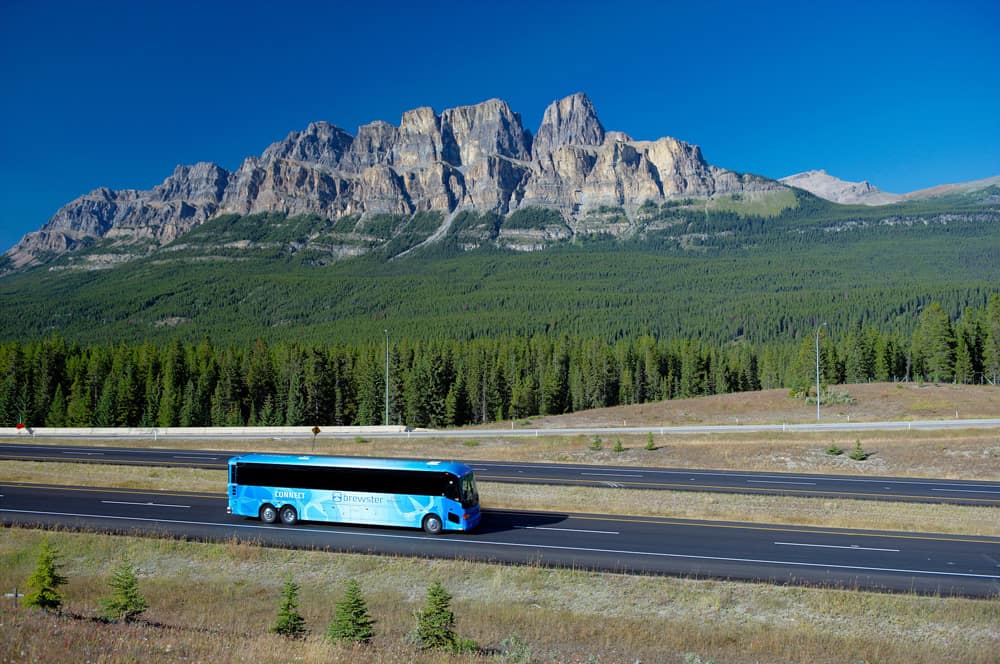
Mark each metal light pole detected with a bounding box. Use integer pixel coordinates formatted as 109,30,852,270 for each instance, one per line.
384,329,390,426
815,322,827,420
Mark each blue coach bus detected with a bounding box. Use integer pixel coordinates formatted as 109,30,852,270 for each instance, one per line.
227,454,480,534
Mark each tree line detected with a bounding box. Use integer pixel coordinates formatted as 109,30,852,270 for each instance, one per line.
2,297,998,429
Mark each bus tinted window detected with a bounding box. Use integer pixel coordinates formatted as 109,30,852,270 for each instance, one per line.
235,463,459,498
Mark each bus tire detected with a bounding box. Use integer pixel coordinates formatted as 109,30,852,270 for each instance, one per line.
279,505,298,526
260,504,278,524
422,514,443,535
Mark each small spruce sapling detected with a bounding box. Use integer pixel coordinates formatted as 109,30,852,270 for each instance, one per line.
327,579,375,644
23,539,67,612
271,576,307,638
100,557,148,622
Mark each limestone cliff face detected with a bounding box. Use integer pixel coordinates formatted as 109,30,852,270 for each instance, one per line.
5,93,782,270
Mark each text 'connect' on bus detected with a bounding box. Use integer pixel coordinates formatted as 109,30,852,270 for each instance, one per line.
227,454,481,534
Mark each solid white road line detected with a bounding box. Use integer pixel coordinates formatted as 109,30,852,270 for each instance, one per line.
774,541,899,552
931,488,1000,494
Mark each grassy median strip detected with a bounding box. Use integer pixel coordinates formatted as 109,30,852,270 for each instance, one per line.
3,460,998,537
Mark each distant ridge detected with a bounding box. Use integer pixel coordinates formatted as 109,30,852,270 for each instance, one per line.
779,170,902,205
781,170,1000,206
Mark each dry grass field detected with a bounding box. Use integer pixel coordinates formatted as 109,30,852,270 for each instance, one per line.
2,383,998,662
1,530,998,664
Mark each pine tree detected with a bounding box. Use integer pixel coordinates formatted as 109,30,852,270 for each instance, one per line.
911,302,956,382
984,294,1000,384
413,580,456,651
23,539,67,611
100,558,148,622
44,384,67,426
271,576,307,638
327,579,375,644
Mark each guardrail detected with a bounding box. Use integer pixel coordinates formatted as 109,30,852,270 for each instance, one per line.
0,425,410,438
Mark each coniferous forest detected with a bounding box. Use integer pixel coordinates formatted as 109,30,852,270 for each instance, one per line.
2,192,999,428
2,294,998,428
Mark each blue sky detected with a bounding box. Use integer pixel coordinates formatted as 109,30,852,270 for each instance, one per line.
2,0,998,252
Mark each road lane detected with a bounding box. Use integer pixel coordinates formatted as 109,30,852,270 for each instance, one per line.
1,482,998,597
3,443,999,505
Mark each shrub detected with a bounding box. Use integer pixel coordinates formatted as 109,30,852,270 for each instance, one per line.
99,558,148,622
825,444,843,456
590,436,603,451
645,432,656,451
23,540,67,612
613,439,624,453
271,576,307,638
498,633,534,663
327,579,375,645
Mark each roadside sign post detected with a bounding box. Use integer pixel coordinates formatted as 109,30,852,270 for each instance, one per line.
4,587,23,607
311,426,320,452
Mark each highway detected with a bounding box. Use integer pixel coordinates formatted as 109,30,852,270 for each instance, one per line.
3,443,999,506
1,482,998,597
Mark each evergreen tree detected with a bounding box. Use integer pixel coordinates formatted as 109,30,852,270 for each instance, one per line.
99,558,148,622
327,579,375,644
23,539,67,612
984,294,1000,384
911,302,956,382
413,580,457,651
271,576,307,638
44,384,67,427
65,374,92,426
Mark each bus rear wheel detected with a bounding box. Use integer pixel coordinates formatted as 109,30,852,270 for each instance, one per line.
279,505,298,526
422,514,443,535
260,504,278,524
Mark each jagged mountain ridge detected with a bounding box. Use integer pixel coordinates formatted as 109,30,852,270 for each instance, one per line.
5,93,780,271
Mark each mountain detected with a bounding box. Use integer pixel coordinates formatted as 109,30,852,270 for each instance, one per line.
901,174,1000,202
779,170,902,205
780,170,1000,206
4,93,782,272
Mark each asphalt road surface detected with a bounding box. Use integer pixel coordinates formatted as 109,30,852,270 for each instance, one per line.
3,443,999,506
2,482,998,597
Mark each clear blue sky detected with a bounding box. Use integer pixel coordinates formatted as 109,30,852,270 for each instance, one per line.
2,0,998,252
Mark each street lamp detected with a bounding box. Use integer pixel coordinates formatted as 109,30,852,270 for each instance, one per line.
815,322,827,420
384,329,390,426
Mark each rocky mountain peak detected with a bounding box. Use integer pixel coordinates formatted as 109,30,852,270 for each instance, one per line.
440,97,531,166
262,121,354,169
151,162,230,203
533,92,605,160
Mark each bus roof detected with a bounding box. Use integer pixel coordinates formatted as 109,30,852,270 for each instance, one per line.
229,454,474,477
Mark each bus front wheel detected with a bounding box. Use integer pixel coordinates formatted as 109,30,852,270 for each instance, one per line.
422,514,443,535
260,504,278,524
279,505,298,526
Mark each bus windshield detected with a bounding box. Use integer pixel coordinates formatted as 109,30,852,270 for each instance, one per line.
460,473,478,508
